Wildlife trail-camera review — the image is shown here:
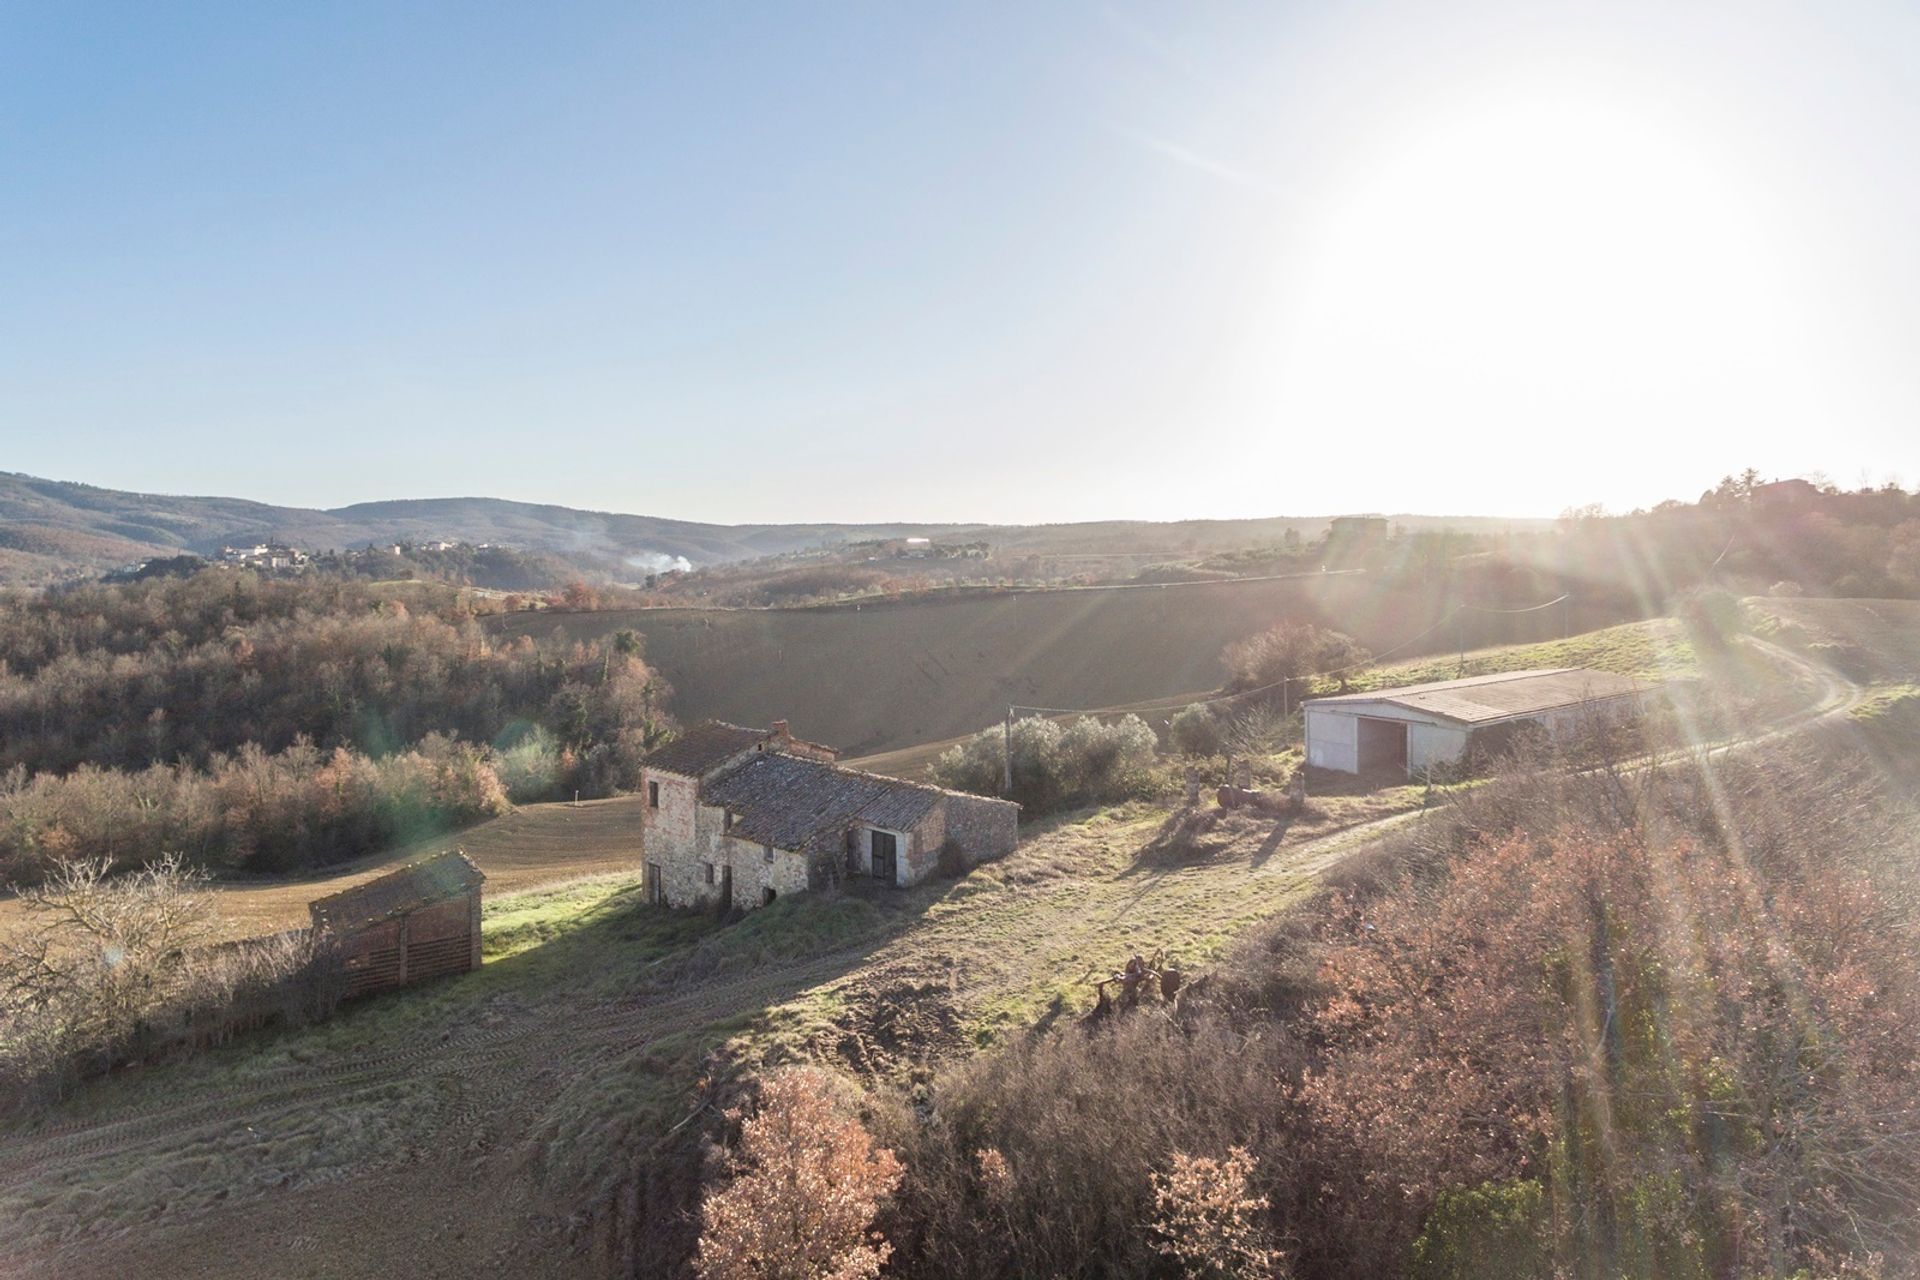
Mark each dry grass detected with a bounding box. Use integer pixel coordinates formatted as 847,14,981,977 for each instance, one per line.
0,793,647,946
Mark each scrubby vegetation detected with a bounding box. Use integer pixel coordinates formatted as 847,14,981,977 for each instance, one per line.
695,1066,904,1280
0,856,340,1110
1220,621,1370,695
0,570,671,881
930,714,1158,814
866,721,1920,1280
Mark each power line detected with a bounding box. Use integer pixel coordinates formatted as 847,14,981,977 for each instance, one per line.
1457,593,1571,615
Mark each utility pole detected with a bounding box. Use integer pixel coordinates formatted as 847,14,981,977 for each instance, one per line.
1002,705,1014,796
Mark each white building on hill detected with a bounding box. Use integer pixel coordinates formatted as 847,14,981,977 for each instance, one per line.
1303,667,1646,779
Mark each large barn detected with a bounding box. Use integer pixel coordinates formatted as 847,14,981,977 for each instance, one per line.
1303,667,1646,779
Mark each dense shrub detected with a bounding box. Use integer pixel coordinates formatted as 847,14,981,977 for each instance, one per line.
0,735,512,881
1220,623,1368,695
931,715,1156,815
0,571,669,775
1168,704,1225,757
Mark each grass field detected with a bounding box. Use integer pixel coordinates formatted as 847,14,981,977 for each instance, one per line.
0,783,1423,1277
0,795,648,946
1751,597,1920,681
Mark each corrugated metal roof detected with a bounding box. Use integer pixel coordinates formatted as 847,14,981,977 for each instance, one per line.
642,722,772,777
309,850,483,931
1303,667,1644,726
701,753,1011,857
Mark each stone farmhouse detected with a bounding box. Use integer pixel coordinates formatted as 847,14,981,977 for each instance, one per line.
639,721,1019,911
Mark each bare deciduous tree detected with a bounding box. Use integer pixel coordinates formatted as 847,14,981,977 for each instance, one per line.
696,1067,903,1280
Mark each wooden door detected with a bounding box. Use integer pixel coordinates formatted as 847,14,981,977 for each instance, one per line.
871,830,898,884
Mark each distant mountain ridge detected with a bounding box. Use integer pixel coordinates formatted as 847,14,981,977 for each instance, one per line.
0,470,1549,586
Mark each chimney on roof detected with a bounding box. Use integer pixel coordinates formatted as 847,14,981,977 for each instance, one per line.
771,719,791,743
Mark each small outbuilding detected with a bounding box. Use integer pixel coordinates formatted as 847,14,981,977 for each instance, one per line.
1303,667,1645,780
308,850,485,999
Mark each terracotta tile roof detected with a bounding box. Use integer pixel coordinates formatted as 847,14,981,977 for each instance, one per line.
642,722,773,777
308,850,484,931
1303,668,1645,726
702,753,973,857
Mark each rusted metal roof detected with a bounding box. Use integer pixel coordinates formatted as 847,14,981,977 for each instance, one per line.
641,721,773,778
1303,668,1645,726
701,753,1009,857
308,850,484,931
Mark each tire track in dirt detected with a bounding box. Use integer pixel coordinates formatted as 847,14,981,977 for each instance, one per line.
0,947,871,1191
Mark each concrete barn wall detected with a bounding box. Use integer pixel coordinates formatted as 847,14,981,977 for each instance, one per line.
1407,723,1470,775
942,793,1020,869
1305,706,1360,773
1310,691,1647,779
1310,703,1466,778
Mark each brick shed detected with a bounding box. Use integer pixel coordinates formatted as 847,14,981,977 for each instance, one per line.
308,851,485,999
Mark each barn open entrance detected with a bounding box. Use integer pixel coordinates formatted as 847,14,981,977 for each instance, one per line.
1356,716,1409,774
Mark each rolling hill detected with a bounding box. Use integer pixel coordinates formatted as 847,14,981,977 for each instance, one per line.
0,470,1549,587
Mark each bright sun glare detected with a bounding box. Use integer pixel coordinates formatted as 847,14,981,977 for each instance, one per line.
1236,86,1828,505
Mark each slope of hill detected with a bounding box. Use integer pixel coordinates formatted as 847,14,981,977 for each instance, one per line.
0,470,1549,586
490,575,1640,757
0,607,1891,1279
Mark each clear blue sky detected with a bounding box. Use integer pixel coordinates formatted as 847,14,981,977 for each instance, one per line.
2,2,1916,523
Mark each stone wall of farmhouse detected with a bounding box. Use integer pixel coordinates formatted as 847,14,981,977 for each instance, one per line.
644,769,698,845
943,793,1019,867
724,836,811,908
902,805,946,886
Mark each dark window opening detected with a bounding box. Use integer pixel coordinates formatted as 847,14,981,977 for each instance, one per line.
703,862,716,886
762,887,777,906
647,781,659,809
